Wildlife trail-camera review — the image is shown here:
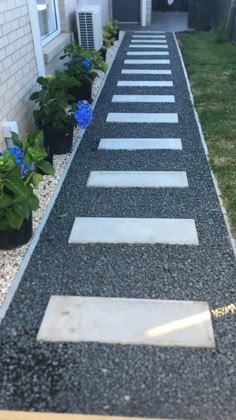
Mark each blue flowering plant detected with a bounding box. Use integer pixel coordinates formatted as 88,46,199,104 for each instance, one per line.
30,72,81,128
61,43,108,85
74,101,93,129
0,144,44,231
11,131,54,176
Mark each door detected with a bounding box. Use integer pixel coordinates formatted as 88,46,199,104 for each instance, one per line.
112,0,140,23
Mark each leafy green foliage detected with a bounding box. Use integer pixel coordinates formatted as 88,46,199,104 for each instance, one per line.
30,72,79,128
61,43,108,85
0,152,39,231
213,23,228,44
12,131,54,176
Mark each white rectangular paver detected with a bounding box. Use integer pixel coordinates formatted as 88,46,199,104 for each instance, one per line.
121,69,172,75
124,60,170,65
106,113,178,124
117,81,173,87
98,138,182,150
68,217,199,245
37,296,215,348
127,51,169,56
131,40,167,43
129,45,168,49
133,34,166,37
87,171,188,188
112,95,175,103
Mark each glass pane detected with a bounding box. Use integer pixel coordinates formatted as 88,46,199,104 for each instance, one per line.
37,0,58,40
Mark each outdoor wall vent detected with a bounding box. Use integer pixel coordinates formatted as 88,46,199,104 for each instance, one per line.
76,5,103,51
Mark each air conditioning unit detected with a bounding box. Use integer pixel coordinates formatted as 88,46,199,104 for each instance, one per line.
76,5,103,51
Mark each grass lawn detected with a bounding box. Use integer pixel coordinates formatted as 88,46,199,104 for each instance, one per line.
178,31,236,236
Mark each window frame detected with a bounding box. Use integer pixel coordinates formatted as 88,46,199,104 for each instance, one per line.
37,0,61,47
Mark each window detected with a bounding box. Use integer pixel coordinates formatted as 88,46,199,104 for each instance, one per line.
37,0,60,45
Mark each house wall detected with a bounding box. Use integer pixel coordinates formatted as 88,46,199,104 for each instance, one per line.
0,0,38,151
0,0,77,151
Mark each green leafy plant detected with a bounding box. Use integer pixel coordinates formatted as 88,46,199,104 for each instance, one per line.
30,72,79,128
103,30,113,48
104,21,116,39
61,43,107,85
213,23,228,44
11,131,54,176
0,150,40,231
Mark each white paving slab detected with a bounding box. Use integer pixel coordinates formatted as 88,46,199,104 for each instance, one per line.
133,31,165,33
87,171,188,188
117,81,173,87
106,113,178,124
37,296,215,348
124,60,170,65
133,34,166,37
129,45,168,48
98,138,183,150
68,217,199,245
112,95,175,103
121,69,172,75
127,52,169,56
131,40,167,43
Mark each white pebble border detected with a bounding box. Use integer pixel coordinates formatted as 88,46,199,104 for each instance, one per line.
0,33,124,307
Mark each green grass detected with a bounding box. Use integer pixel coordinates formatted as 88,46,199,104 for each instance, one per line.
178,31,236,236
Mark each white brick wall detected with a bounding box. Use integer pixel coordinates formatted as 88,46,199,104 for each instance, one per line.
0,0,38,151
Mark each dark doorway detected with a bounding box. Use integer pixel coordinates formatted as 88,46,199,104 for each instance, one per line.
112,0,140,23
152,0,188,12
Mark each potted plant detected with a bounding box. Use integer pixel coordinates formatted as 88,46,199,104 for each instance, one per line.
101,30,113,60
111,20,119,40
30,72,80,155
61,43,107,103
103,21,118,44
11,130,54,176
0,146,44,249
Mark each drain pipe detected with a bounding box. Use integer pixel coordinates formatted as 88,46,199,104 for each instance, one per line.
141,0,146,26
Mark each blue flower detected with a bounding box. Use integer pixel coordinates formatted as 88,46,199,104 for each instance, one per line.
20,163,29,179
74,100,93,129
82,58,92,70
6,146,24,165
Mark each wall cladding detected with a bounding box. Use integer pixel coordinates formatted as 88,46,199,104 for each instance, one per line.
0,0,38,151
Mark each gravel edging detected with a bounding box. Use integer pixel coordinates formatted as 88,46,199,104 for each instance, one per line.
0,33,124,307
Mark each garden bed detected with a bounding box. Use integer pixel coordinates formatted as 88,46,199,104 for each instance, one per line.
0,33,124,307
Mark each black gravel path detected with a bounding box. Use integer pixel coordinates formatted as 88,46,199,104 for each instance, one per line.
0,33,236,420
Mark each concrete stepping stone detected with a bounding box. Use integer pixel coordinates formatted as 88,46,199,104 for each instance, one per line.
121,69,172,75
129,45,168,48
37,296,215,348
68,217,199,245
112,95,175,103
131,40,167,43
132,35,166,39
124,60,170,65
127,52,169,56
0,412,179,420
98,137,182,150
117,81,173,87
86,171,188,188
106,113,178,123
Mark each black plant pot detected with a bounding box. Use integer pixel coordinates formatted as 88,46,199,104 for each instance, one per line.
100,48,107,61
0,215,32,250
43,126,74,155
68,82,92,104
114,30,119,41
